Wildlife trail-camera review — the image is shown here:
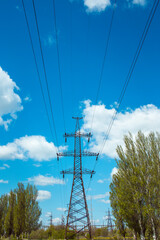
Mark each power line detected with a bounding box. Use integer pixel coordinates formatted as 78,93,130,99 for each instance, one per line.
52,0,66,133
99,0,159,156
90,0,116,132
87,0,159,192
52,1,68,210
22,0,65,211
70,1,74,116
32,0,59,147
21,0,55,144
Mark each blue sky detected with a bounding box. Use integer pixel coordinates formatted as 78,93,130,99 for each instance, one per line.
0,0,160,225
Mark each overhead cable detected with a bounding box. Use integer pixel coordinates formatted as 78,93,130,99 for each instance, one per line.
87,0,159,192
52,0,66,133
21,0,57,146
99,0,159,156
32,0,59,146
90,0,117,132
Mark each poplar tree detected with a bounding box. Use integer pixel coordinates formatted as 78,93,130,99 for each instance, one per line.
25,184,41,235
14,183,26,237
110,131,160,240
0,194,8,235
4,191,16,236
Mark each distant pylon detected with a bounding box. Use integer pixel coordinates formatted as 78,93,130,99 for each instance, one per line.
106,209,113,231
49,212,53,227
57,117,99,239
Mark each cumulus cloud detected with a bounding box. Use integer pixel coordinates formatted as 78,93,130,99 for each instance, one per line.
132,0,146,6
37,190,51,201
97,179,104,183
52,218,61,225
3,164,10,168
97,178,110,183
57,207,67,212
0,135,59,161
0,67,23,130
44,34,55,47
84,0,111,12
28,175,65,186
33,164,41,167
24,96,32,102
0,179,8,184
45,212,52,217
101,199,110,204
0,164,10,170
91,219,100,224
111,167,118,178
82,100,160,158
87,192,109,200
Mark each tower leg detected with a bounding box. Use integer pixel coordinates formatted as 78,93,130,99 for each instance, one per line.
65,176,92,239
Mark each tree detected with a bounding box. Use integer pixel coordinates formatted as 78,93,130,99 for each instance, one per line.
0,194,9,236
25,184,41,235
4,191,16,236
110,131,160,240
14,183,26,237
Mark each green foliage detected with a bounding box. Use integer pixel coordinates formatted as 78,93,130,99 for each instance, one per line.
14,183,26,237
30,229,48,239
4,191,16,236
0,194,9,235
25,184,41,234
110,131,160,240
0,183,41,238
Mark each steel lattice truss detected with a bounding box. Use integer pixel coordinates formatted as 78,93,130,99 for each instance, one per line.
106,209,114,231
57,117,99,239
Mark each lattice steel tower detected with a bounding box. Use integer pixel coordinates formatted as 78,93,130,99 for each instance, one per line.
106,209,113,231
57,117,99,239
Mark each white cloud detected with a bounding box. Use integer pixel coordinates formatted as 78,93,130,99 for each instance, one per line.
24,96,32,102
97,179,104,183
97,178,110,183
82,101,160,158
33,164,41,167
37,190,51,201
87,192,109,200
111,167,118,178
0,179,8,184
101,199,110,204
91,219,100,224
45,212,52,217
28,175,65,186
0,135,59,161
84,0,111,12
0,164,10,170
57,207,67,212
52,217,61,225
0,67,23,130
44,34,55,47
132,0,146,6
3,164,10,168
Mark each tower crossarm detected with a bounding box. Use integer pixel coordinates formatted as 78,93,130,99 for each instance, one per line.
61,168,95,177
57,151,99,159
64,132,92,138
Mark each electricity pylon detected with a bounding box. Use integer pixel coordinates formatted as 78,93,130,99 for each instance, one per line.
106,209,113,231
57,117,99,239
49,212,52,227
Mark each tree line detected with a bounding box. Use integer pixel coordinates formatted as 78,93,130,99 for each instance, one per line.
110,131,160,240
0,183,41,238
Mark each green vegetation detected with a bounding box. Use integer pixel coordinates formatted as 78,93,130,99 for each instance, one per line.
110,131,160,240
0,183,41,239
28,226,131,240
